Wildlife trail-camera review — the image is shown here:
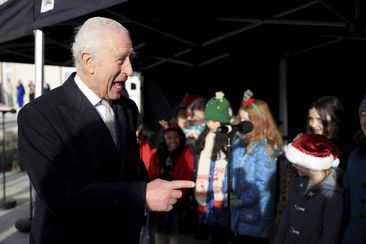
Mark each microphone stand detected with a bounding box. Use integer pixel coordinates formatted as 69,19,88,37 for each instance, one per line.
217,121,253,243
0,107,17,209
226,133,233,244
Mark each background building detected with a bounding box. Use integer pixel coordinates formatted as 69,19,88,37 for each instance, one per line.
0,62,142,110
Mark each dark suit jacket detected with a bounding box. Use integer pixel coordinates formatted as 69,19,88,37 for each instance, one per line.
18,73,149,244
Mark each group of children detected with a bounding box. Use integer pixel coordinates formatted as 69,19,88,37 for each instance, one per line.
138,90,366,244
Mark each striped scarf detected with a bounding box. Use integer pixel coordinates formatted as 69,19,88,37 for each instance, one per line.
195,131,227,212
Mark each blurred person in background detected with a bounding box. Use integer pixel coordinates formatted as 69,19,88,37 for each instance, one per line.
16,79,25,108
342,96,366,244
148,123,194,244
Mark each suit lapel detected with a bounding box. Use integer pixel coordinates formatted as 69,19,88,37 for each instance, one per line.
113,98,138,179
113,103,128,177
62,76,119,168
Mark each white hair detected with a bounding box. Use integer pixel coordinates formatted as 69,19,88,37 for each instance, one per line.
71,17,129,69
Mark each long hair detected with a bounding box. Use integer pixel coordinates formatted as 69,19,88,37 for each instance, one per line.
305,96,344,139
241,99,283,158
195,127,229,161
155,125,186,161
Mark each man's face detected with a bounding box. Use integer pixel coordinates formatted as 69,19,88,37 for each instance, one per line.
90,29,133,100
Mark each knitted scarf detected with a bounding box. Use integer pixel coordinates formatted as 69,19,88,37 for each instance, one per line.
195,131,227,212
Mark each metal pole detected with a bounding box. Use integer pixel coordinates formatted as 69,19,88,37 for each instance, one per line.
14,29,44,233
226,136,232,244
279,58,288,144
2,112,5,201
1,109,17,209
35,29,44,98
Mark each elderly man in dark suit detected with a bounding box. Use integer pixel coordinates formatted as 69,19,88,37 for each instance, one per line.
17,17,194,244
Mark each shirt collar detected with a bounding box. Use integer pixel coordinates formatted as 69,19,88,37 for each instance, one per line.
74,74,101,106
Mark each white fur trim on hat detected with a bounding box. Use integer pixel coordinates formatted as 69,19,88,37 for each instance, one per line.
285,143,340,170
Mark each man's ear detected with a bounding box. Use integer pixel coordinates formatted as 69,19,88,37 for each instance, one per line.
81,52,95,74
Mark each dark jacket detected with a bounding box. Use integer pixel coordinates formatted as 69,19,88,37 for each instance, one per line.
18,73,148,244
273,167,346,244
342,146,366,244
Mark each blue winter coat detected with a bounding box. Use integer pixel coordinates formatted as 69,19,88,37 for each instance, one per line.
229,138,279,238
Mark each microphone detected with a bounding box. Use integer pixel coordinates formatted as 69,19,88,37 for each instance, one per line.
216,121,253,134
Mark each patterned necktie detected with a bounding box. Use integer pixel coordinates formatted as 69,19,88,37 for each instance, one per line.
101,99,117,145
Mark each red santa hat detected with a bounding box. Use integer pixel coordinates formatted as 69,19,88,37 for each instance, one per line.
285,134,341,170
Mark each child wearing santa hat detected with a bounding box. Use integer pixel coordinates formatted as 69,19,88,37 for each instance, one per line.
273,134,346,244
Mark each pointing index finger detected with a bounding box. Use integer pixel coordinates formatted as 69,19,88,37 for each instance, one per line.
168,180,195,190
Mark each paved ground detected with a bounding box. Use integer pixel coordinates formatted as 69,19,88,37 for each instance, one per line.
0,171,30,244
0,171,211,244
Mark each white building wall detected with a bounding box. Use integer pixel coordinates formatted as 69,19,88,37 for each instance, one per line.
125,72,142,112
0,62,75,107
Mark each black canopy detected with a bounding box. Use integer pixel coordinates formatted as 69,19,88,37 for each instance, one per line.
0,0,365,136
0,0,33,44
